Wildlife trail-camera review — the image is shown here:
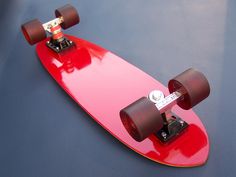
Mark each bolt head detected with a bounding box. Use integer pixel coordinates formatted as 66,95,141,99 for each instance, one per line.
179,120,184,126
161,132,167,138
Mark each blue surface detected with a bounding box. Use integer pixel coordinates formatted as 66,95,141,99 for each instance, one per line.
0,0,236,177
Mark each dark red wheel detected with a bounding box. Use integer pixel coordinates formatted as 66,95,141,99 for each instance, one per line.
120,97,163,142
168,68,210,110
55,4,80,29
21,19,47,45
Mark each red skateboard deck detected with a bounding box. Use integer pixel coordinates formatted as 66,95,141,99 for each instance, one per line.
35,34,209,167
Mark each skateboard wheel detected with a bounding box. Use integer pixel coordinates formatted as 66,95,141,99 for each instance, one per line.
21,19,47,45
55,4,80,29
120,97,163,142
168,68,210,110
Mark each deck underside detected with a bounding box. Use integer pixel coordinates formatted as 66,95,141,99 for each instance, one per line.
36,35,209,167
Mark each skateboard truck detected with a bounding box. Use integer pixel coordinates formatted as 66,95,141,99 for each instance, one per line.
21,4,80,53
43,18,74,53
148,90,188,142
120,68,210,142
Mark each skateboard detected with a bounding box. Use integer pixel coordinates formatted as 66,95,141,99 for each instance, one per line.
21,4,210,167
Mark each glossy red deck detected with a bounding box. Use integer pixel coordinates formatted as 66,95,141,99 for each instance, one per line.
36,35,209,167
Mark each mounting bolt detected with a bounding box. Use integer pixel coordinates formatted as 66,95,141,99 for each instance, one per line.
179,120,184,126
161,132,167,139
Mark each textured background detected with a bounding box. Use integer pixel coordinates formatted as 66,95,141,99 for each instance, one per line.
0,0,235,177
